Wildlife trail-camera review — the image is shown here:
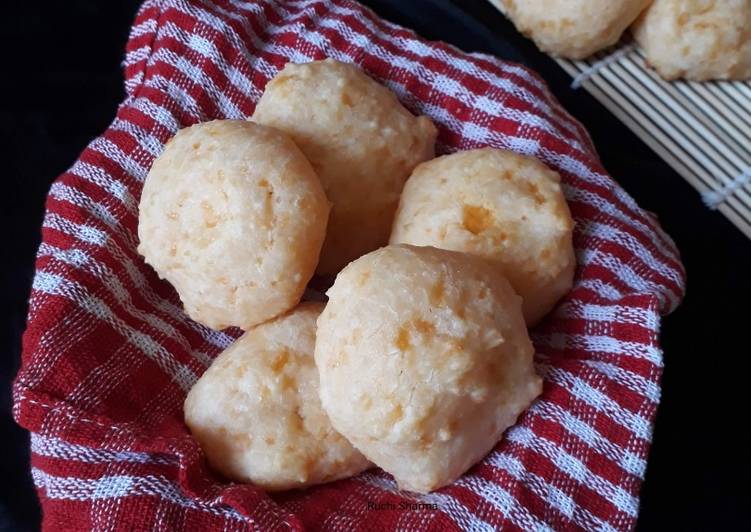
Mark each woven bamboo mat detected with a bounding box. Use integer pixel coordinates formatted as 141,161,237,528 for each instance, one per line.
554,44,751,239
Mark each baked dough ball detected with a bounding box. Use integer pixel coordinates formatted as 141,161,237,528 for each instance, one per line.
390,149,575,326
252,59,437,274
315,245,542,493
491,0,651,59
184,303,370,491
138,120,329,330
633,0,751,80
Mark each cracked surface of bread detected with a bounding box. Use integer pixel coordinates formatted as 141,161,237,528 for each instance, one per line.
315,245,542,493
633,0,751,80
492,0,651,59
390,148,575,326
252,59,437,274
138,120,329,330
184,303,370,491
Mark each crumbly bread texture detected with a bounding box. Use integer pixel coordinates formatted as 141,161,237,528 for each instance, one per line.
315,245,542,493
137,120,329,330
390,148,575,326
252,59,437,274
633,0,751,80
492,0,651,59
184,303,370,491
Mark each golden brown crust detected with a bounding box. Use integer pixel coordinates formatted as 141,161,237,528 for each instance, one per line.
390,148,575,326
493,0,651,59
184,303,370,490
137,120,329,330
315,245,542,493
252,59,437,274
633,0,751,81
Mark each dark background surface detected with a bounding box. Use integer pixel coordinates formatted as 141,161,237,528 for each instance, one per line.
2,1,749,530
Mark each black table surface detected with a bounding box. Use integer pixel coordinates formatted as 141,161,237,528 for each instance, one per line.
2,1,749,530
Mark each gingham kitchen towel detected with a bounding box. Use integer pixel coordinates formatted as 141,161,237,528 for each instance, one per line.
13,0,686,530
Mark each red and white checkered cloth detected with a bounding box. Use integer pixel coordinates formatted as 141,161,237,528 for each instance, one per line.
13,0,686,530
